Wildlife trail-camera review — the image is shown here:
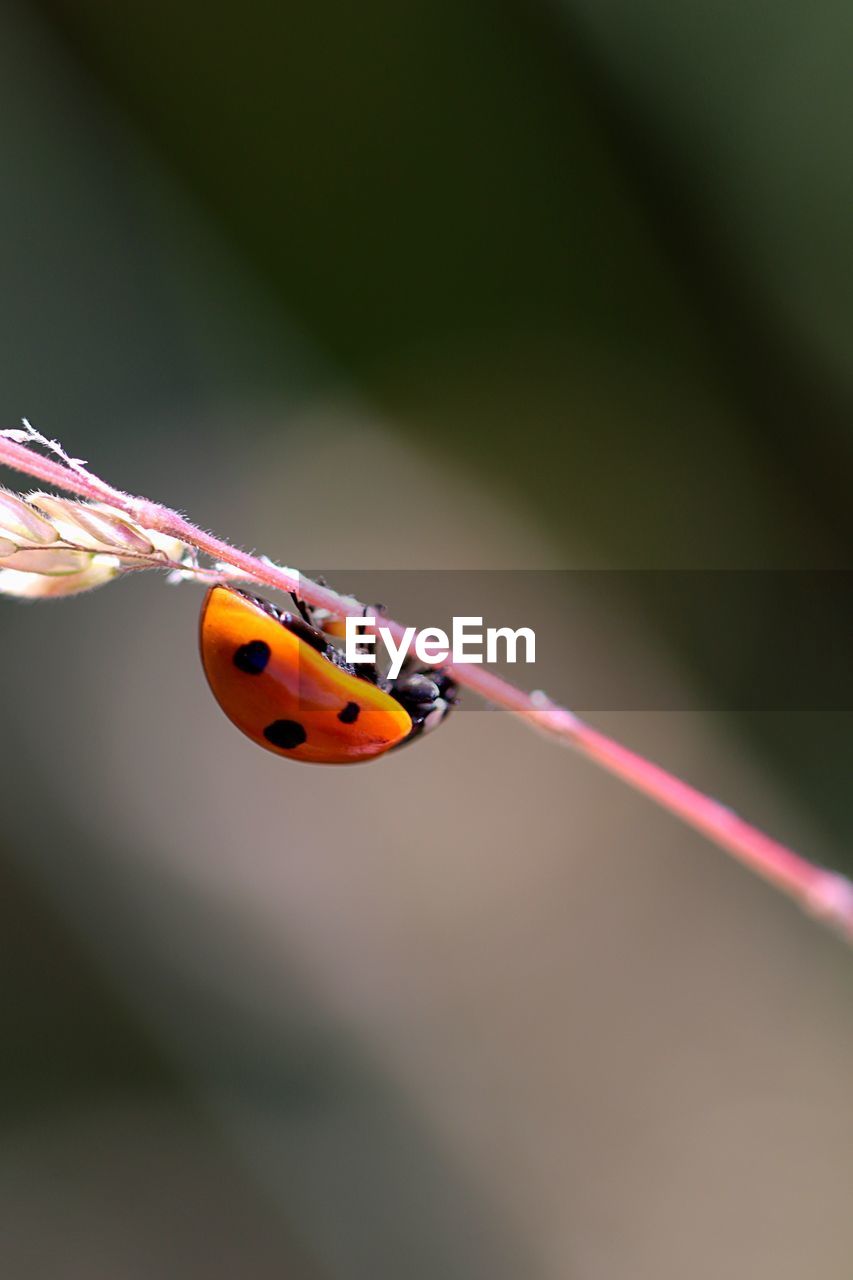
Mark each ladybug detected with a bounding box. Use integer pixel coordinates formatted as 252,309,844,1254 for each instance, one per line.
199,585,457,764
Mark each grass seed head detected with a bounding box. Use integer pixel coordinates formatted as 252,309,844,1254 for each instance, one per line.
0,491,187,597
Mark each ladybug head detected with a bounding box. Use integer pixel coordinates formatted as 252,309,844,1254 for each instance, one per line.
391,669,458,743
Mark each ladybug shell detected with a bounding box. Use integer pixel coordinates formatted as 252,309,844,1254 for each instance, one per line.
199,586,413,764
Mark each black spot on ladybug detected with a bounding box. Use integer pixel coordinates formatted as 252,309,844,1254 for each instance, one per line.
263,719,307,750
233,639,271,674
338,701,360,724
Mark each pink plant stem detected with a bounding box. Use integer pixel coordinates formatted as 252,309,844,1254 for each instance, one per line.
1,431,851,942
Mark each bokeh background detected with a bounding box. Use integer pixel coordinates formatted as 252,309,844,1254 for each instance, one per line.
1,2,851,1276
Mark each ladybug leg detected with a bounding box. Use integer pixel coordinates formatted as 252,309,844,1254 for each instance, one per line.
289,591,316,628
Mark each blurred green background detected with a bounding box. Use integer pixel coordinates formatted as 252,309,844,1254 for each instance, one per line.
0,2,851,1276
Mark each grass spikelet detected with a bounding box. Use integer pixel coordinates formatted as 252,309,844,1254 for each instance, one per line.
28,493,156,554
0,488,59,544
0,559,121,598
0,488,191,598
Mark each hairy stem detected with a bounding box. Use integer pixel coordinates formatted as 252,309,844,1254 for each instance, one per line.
1,428,850,942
